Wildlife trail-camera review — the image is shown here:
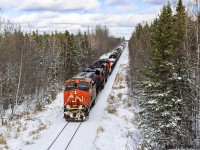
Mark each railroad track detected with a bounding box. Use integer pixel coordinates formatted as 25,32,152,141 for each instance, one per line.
47,122,82,150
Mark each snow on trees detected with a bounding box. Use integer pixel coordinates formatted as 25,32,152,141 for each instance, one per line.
129,0,199,149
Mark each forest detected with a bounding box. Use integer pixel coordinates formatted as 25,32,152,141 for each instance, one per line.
0,17,123,125
129,0,200,149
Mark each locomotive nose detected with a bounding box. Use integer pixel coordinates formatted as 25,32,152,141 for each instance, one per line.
68,90,80,104
70,90,79,95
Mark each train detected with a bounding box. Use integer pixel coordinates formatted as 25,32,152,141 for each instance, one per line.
63,43,126,121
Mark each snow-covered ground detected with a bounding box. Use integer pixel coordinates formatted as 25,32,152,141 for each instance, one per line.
0,42,140,150
91,46,140,150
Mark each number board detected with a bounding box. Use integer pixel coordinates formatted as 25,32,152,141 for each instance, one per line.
70,79,75,82
79,79,85,82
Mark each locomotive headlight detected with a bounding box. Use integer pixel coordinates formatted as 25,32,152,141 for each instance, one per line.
75,90,77,95
79,105,83,109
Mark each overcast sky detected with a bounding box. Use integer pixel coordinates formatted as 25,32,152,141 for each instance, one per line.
0,0,193,39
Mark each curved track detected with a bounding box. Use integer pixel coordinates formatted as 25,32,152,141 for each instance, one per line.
47,122,82,150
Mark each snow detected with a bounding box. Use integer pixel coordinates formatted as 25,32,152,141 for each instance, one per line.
91,45,140,150
0,41,140,150
100,51,112,59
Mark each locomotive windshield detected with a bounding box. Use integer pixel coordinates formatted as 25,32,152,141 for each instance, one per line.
65,83,76,91
78,82,89,91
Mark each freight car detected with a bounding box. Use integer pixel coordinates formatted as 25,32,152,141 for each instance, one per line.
108,43,125,72
108,50,121,72
92,58,111,78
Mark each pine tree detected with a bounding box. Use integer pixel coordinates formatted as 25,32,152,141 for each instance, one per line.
173,0,196,147
76,31,89,69
81,32,90,67
67,33,81,77
57,32,68,81
62,30,71,80
138,3,190,149
128,1,198,148
174,0,186,75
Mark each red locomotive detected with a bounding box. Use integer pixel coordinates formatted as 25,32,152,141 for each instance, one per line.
64,68,104,121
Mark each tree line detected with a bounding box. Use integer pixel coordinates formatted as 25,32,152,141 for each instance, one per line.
129,0,200,149
0,17,123,124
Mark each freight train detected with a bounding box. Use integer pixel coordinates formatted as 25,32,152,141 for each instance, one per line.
63,43,126,121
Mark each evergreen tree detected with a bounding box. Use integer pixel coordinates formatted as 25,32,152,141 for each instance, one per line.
67,33,81,77
57,32,68,81
138,3,192,148
173,0,195,147
63,30,70,79
76,31,89,69
81,32,90,67
128,1,198,148
174,0,186,75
